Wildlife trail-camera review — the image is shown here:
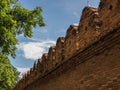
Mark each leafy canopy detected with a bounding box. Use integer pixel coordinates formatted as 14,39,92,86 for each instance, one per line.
0,53,20,90
0,0,45,58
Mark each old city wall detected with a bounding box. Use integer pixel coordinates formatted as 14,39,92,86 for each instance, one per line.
55,37,65,63
24,26,120,90
99,0,120,32
64,25,78,59
13,0,120,90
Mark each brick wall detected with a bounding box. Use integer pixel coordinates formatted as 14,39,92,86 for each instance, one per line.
13,0,120,90
23,25,120,90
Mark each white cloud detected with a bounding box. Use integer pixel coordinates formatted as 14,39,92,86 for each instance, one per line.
17,67,30,74
17,40,56,60
16,67,30,78
73,23,79,26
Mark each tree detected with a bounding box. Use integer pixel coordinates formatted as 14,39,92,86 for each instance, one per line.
0,0,45,89
0,53,20,90
0,0,45,58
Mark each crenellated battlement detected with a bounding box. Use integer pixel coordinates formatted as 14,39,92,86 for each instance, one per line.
99,0,120,32
48,46,56,69
13,0,120,90
55,37,65,63
64,25,78,59
65,25,78,39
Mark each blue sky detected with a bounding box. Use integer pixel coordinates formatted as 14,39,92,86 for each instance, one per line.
10,0,99,75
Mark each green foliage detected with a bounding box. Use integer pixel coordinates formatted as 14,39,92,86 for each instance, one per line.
0,0,45,58
0,0,45,89
0,53,20,90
